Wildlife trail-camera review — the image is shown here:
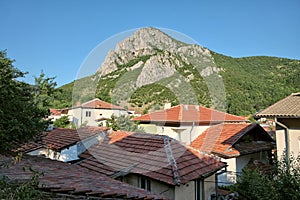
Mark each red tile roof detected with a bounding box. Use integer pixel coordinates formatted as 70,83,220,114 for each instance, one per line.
78,133,226,186
190,123,274,158
49,108,69,116
14,126,108,152
108,130,132,144
255,93,300,118
132,104,247,124
0,154,166,199
79,98,125,110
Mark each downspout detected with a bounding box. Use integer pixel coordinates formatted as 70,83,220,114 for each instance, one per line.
275,118,290,169
215,167,227,200
189,121,195,144
80,106,83,126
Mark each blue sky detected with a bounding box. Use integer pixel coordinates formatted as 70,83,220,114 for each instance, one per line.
1,0,299,86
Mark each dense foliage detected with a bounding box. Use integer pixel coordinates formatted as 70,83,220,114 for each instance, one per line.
53,115,75,129
0,51,50,150
106,114,144,132
233,156,300,200
57,51,300,116
212,52,300,115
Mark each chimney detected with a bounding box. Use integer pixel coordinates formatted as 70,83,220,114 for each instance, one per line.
164,103,171,110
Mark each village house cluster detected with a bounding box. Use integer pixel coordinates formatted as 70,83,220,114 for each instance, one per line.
1,93,299,199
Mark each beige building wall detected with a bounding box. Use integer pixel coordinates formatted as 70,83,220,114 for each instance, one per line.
276,118,300,160
204,175,216,200
175,181,195,200
123,174,175,199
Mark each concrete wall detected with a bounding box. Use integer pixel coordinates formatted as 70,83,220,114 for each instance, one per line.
276,127,300,160
175,181,195,200
123,174,216,200
204,175,216,200
123,174,175,199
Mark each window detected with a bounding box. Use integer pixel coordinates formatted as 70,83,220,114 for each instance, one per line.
140,177,151,192
86,111,91,117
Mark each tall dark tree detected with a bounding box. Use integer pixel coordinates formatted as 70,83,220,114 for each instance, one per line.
0,51,52,150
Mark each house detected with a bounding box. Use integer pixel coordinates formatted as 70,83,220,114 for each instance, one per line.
77,131,226,200
0,153,166,199
68,98,128,127
255,92,300,160
132,104,248,145
190,123,274,185
49,108,69,121
13,126,108,162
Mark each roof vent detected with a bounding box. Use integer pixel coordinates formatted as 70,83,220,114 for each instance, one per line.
195,105,199,111
184,105,189,111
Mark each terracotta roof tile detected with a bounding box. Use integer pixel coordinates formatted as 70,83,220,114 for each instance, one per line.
0,154,166,199
78,133,226,186
255,93,300,118
80,98,125,110
132,104,247,124
14,126,107,152
108,130,133,144
49,108,69,116
190,123,274,158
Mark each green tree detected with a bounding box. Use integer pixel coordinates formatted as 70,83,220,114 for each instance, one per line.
0,51,50,150
33,71,57,112
53,115,75,129
106,114,144,132
233,155,300,200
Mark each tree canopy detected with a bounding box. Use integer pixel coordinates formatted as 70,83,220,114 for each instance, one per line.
105,114,144,132
233,155,300,200
0,51,55,150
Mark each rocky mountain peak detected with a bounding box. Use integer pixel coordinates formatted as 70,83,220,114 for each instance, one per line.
98,27,186,76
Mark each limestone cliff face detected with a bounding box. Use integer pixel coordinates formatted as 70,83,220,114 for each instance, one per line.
98,27,183,76
98,27,220,87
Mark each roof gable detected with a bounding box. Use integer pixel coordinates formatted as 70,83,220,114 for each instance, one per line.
132,104,247,124
80,98,125,110
190,123,274,158
78,132,226,185
255,93,300,118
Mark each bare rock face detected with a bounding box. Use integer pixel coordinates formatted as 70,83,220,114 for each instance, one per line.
136,53,177,87
98,27,218,87
98,27,184,76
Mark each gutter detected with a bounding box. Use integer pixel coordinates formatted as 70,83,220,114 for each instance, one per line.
274,118,290,169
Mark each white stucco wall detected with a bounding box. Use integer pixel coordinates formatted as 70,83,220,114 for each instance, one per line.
219,152,269,185
28,147,78,162
68,107,128,127
27,134,103,162
139,123,210,145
